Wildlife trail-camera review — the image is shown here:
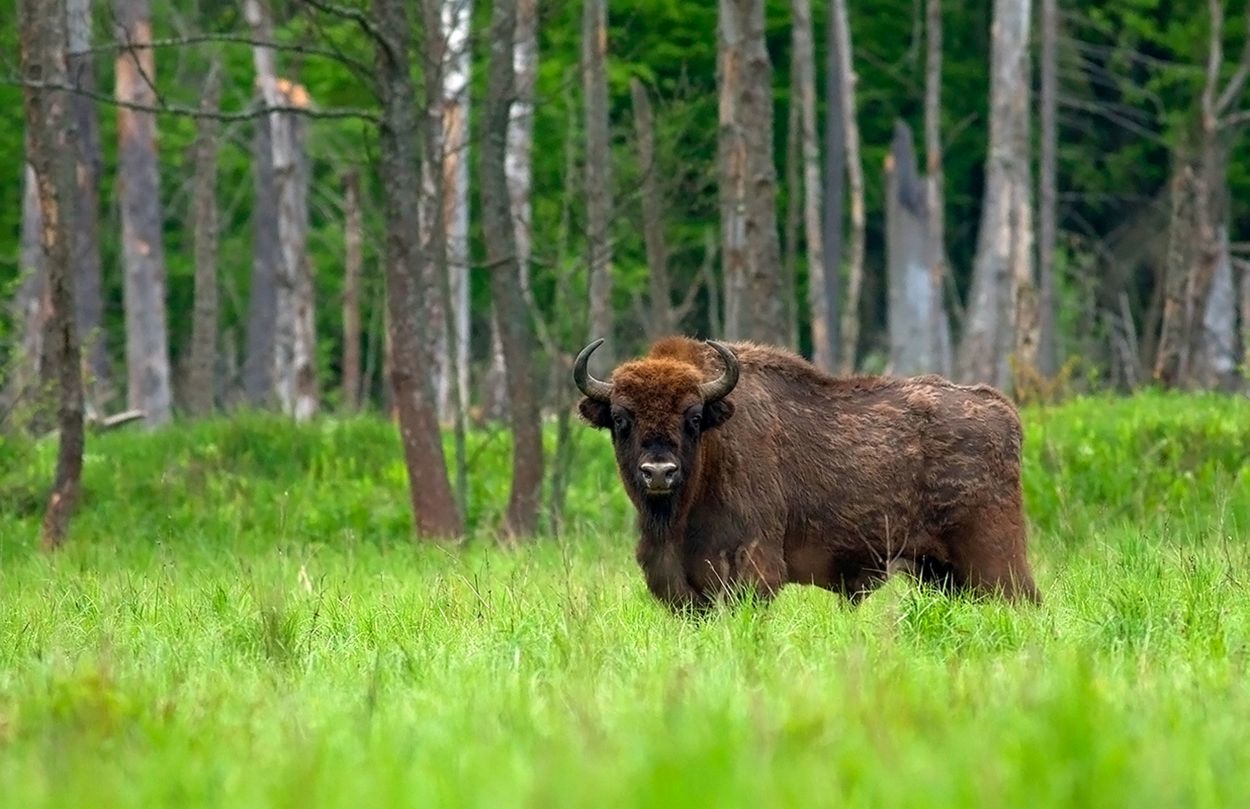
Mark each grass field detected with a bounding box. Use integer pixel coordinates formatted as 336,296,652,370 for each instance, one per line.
1,392,1249,808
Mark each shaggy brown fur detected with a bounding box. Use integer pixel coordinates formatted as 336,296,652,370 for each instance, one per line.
577,336,1041,612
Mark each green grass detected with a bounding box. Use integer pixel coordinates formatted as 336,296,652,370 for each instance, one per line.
1,391,1249,808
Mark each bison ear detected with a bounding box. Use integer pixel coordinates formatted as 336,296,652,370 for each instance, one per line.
702,399,735,430
578,397,613,429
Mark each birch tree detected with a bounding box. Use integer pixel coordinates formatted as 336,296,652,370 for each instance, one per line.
186,62,222,416
792,0,831,369
830,0,865,372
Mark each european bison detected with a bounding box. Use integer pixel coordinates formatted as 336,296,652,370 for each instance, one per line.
574,336,1040,611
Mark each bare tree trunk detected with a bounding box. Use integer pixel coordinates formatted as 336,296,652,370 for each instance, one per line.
484,0,544,539
66,0,108,403
443,0,472,430
886,121,948,376
21,0,84,548
373,0,463,539
1036,0,1059,376
186,62,222,417
718,0,787,345
793,0,830,367
1155,1,1247,390
7,160,50,415
956,0,1034,389
486,0,540,420
244,102,278,406
630,78,674,340
342,169,363,412
783,69,801,349
246,0,316,420
1241,257,1250,375
115,0,172,426
923,0,953,375
822,0,845,367
584,0,615,358
831,0,865,372
419,0,450,423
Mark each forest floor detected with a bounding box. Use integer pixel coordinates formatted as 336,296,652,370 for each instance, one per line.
1,392,1249,808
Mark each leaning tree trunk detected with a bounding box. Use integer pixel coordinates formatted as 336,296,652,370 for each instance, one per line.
115,0,173,426
186,62,222,417
792,0,830,369
21,0,85,548
886,121,950,375
341,169,363,412
956,0,1034,389
67,0,109,403
373,0,463,539
718,0,788,345
584,0,615,359
830,0,865,372
483,0,544,539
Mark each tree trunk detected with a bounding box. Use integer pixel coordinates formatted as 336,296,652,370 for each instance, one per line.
630,78,674,340
115,0,172,426
244,100,279,407
831,0,865,372
66,0,109,403
186,62,222,418
483,0,544,539
718,0,788,345
21,0,85,548
584,0,615,358
1036,0,1059,376
955,0,1034,389
793,0,830,368
923,0,953,375
245,0,317,420
822,0,845,367
342,169,363,412
1198,225,1238,388
886,121,948,376
373,0,463,539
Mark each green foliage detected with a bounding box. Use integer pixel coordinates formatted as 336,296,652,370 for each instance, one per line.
0,394,1248,805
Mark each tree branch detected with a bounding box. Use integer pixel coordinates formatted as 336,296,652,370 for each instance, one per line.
300,0,397,65
1217,4,1250,116
86,33,374,76
0,76,380,123
1203,0,1224,123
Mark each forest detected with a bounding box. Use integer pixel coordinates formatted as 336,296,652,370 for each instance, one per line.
2,0,1250,806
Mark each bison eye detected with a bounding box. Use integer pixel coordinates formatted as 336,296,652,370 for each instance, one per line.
613,414,630,433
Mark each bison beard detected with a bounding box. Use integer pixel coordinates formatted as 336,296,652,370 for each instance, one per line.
575,336,1041,613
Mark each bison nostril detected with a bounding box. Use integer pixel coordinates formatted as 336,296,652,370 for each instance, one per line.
640,461,678,488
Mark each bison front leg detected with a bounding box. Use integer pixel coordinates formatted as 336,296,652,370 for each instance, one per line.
696,540,787,607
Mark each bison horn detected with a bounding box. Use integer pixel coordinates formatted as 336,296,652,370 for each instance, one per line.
573,338,613,402
698,340,740,403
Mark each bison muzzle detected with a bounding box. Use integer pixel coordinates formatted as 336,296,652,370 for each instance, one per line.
574,336,1041,612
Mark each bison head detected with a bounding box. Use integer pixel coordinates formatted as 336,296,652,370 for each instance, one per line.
574,339,738,509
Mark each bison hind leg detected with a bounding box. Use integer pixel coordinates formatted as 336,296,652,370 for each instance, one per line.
940,502,1042,604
